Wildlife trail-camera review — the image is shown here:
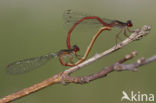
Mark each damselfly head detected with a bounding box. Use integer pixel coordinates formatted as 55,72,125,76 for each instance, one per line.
72,45,80,52
126,20,133,27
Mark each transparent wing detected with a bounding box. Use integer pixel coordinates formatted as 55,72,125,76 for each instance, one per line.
63,9,113,25
6,53,57,75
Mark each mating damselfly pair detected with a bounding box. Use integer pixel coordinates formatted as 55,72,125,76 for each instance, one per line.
6,10,133,74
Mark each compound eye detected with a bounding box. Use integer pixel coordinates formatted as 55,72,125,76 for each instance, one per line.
127,23,131,27
73,45,80,52
74,47,79,52
127,20,133,27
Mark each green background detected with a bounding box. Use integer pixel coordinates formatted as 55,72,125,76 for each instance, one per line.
0,0,156,103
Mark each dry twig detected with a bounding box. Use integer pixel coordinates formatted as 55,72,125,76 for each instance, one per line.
0,25,154,103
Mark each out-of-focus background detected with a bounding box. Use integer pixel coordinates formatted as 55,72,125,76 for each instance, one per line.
0,0,155,103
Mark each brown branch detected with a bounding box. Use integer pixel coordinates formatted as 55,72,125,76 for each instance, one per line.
0,25,152,103
63,52,156,84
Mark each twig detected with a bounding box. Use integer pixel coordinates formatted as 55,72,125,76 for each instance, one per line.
63,52,156,84
0,25,152,103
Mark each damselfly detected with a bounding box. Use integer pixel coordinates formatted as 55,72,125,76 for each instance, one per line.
63,10,133,66
64,9,133,49
6,45,79,74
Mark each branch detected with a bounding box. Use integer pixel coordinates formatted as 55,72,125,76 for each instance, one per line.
63,52,156,84
0,25,152,103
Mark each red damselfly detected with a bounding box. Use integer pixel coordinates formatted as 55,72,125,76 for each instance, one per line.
64,9,133,50
63,10,133,66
